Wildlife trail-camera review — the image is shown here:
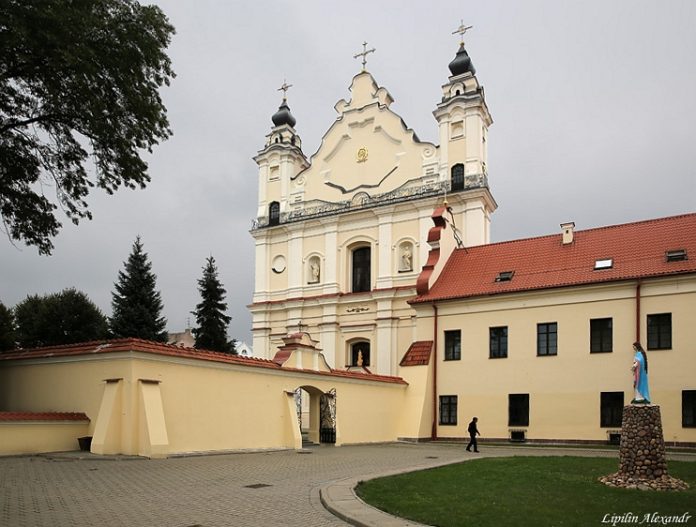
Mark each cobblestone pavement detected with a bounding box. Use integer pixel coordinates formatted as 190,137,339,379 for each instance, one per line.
1,443,693,527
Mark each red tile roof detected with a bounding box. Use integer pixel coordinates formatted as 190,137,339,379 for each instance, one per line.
413,213,696,303
400,341,433,366
0,338,406,385
0,412,89,422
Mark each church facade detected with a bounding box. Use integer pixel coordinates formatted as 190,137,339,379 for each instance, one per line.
250,39,495,376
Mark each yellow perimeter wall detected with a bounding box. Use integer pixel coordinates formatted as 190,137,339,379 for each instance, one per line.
0,352,409,457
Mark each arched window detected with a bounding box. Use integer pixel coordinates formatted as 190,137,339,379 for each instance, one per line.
351,246,371,292
269,201,280,226
350,341,370,367
451,163,464,192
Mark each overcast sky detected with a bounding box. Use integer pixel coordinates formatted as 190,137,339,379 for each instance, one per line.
2,0,695,346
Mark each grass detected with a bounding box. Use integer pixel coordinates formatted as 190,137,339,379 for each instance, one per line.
355,456,696,527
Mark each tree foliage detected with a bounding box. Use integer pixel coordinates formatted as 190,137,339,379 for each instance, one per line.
13,288,109,348
110,236,167,341
192,256,235,353
0,300,16,351
0,0,175,254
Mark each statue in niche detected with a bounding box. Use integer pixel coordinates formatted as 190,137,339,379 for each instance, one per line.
308,260,320,284
400,244,413,272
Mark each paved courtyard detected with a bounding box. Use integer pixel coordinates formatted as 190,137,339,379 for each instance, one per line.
1,443,693,527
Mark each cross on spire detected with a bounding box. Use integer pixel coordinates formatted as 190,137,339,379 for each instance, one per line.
353,41,376,72
277,79,293,101
452,20,473,45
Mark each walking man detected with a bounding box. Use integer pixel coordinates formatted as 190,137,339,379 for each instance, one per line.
466,417,480,452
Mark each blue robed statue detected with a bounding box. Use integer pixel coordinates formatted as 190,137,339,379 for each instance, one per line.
631,341,650,404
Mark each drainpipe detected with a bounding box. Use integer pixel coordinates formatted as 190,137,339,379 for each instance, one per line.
431,303,438,441
635,279,642,343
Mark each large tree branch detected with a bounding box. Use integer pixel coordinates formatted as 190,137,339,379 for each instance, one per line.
0,114,62,134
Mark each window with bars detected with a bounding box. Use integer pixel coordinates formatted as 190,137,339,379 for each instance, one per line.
444,330,461,361
590,318,613,353
439,395,458,425
600,392,624,427
451,164,464,191
509,394,529,427
490,326,508,358
647,313,672,350
537,322,558,356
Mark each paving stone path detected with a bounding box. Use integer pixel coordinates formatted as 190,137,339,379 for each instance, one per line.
1,443,693,527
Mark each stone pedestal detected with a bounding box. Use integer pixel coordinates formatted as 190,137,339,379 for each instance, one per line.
600,405,689,491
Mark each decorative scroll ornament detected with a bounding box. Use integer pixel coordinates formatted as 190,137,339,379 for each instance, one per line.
356,147,368,163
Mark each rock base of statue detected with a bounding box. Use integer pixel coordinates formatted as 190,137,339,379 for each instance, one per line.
599,404,689,491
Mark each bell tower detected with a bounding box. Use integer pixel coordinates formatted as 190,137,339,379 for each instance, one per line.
433,23,492,186
253,81,309,227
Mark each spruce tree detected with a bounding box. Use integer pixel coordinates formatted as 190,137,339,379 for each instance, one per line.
110,236,167,341
0,301,15,351
192,256,235,353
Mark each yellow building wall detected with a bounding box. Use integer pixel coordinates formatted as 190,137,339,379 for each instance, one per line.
429,278,696,444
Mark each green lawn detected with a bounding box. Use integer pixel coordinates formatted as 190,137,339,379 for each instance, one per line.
355,456,696,527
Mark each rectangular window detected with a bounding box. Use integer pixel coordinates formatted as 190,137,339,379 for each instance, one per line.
590,318,613,353
683,391,696,428
439,395,458,425
537,322,558,356
647,313,672,350
490,326,508,358
509,394,529,427
600,392,624,427
444,330,461,361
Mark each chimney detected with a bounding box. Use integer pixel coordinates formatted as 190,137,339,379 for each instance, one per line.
560,222,575,245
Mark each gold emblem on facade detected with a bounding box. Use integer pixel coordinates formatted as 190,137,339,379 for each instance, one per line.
356,147,368,163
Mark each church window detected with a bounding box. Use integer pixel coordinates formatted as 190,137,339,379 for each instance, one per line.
444,330,461,361
600,392,624,428
351,246,371,292
291,135,296,145
647,313,671,350
268,201,280,226
350,341,370,367
439,395,458,425
451,163,464,191
508,394,529,427
590,318,613,353
537,322,557,356
683,391,696,427
489,326,508,358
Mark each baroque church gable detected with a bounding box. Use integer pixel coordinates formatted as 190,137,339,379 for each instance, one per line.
294,71,438,208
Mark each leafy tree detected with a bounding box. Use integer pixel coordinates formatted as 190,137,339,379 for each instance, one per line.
110,236,167,341
0,0,175,254
14,288,109,348
192,256,236,353
0,301,16,351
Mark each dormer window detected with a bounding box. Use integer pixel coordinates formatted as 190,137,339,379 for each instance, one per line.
495,271,514,282
594,258,613,270
666,249,687,262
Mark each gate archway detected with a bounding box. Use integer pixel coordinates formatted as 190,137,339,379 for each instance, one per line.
295,385,336,445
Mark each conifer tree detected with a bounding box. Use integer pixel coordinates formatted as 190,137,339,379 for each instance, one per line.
0,301,16,351
192,256,235,353
110,236,167,341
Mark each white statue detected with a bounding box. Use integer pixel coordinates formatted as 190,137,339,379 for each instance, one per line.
401,244,412,271
309,261,320,283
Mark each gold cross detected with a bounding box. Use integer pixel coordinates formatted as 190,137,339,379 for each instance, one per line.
452,20,473,45
353,41,376,72
277,79,293,101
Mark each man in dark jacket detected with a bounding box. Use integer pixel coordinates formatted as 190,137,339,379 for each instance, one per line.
466,417,480,452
